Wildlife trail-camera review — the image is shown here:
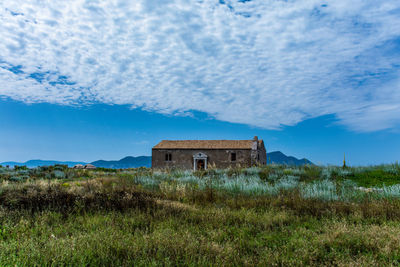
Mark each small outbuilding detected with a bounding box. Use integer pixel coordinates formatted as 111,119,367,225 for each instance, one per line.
73,164,84,169
84,164,96,169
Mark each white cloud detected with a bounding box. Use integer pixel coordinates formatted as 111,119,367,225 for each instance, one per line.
0,0,399,131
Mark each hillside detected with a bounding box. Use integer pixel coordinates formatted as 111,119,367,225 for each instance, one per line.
267,151,314,166
91,156,152,169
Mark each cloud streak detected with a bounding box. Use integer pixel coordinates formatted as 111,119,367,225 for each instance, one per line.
0,0,400,131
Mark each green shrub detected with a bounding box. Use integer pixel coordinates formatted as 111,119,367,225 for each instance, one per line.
193,170,207,178
14,165,28,171
52,170,66,179
226,166,242,177
258,167,271,181
54,164,68,171
9,176,28,182
94,167,118,172
299,166,322,182
349,168,400,187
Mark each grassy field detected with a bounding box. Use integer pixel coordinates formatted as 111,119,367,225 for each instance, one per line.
0,164,400,266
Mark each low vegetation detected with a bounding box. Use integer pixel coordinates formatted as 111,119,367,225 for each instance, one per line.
0,164,400,266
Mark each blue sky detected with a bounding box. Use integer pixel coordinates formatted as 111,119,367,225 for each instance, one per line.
0,0,400,165
1,100,399,165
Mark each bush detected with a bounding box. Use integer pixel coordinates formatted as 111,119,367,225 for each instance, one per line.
0,182,157,213
347,167,400,187
9,176,29,182
258,167,271,181
299,166,322,182
226,166,242,177
52,170,66,179
193,170,207,178
54,164,68,171
14,165,28,171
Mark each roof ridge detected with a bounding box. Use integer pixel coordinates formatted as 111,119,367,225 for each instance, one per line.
154,139,262,142
153,139,264,149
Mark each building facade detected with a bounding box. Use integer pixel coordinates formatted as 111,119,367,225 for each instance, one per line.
152,136,266,170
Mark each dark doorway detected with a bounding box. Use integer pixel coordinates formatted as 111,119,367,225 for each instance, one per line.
197,159,205,170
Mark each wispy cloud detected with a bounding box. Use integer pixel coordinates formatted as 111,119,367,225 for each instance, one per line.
0,0,399,131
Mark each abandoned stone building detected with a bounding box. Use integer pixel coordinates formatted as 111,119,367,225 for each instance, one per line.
152,136,266,170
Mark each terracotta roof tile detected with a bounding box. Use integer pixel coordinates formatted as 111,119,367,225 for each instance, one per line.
153,139,263,149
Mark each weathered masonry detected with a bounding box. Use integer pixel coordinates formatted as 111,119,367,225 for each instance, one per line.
152,136,266,170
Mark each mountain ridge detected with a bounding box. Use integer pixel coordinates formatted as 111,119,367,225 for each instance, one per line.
267,151,314,166
91,156,152,169
0,160,87,168
1,151,313,168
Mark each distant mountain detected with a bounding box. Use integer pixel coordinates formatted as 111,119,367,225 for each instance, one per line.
267,151,313,166
1,152,312,169
0,157,151,169
91,156,151,169
0,160,87,168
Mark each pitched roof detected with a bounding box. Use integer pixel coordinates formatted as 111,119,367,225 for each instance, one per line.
84,164,96,169
153,139,263,149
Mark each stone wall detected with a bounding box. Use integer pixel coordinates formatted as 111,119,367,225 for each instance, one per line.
258,144,267,165
152,148,266,169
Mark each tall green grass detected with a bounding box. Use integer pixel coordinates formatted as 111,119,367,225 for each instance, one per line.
1,164,400,265
1,164,400,200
